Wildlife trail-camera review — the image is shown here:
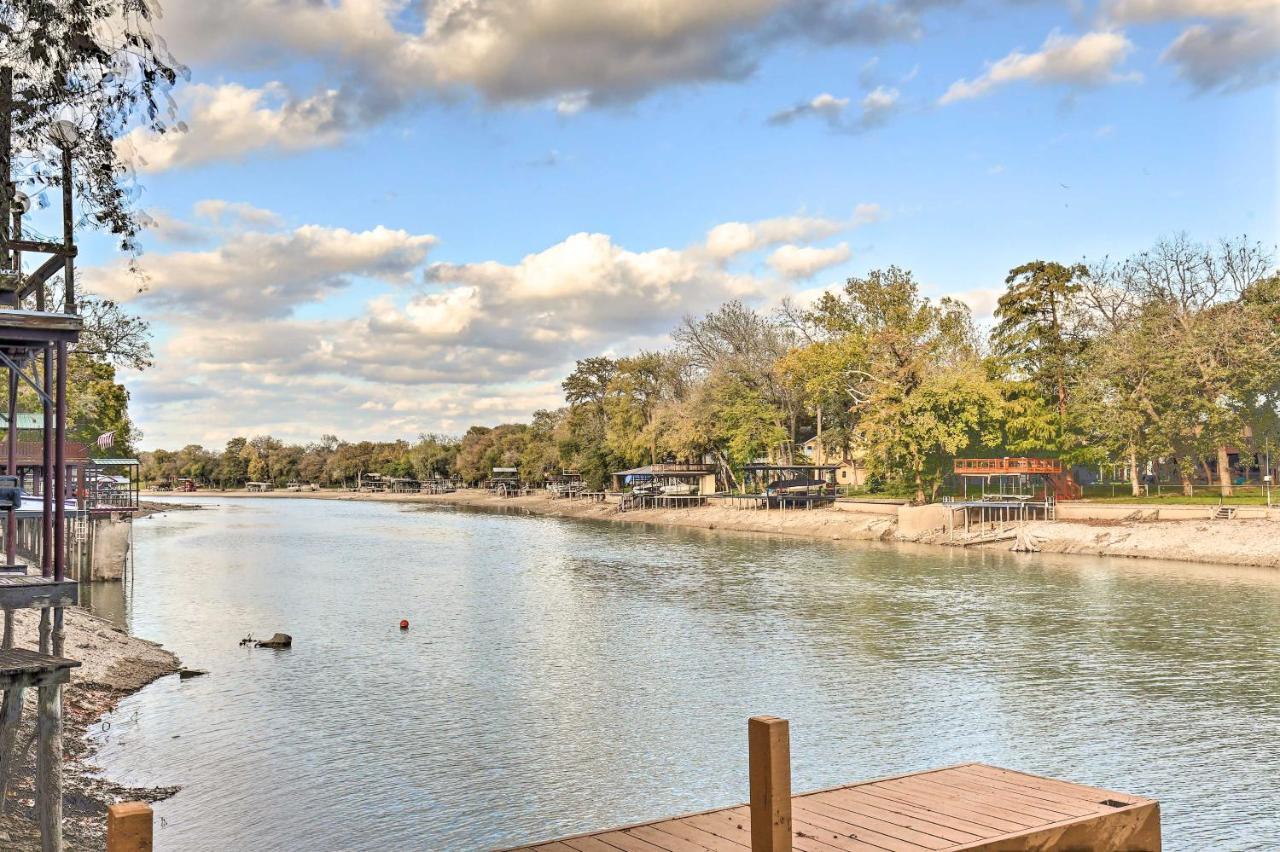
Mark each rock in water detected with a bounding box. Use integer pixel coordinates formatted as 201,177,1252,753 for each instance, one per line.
178,668,208,679
255,633,293,649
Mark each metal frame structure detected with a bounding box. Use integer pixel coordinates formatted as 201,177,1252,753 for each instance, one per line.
0,68,84,851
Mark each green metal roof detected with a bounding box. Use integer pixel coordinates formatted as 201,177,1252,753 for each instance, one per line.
91,458,139,466
0,413,44,430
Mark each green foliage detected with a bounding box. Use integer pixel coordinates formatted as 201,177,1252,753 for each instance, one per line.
139,236,1278,504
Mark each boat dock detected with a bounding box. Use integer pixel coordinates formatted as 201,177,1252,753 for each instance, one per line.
504,717,1160,852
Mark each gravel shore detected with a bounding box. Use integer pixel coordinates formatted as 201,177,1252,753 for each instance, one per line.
0,608,180,851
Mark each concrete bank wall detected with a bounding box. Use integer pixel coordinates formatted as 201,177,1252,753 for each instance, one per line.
833,499,901,516
90,514,132,581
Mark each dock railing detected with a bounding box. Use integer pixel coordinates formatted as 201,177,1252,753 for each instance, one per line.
954,457,1063,476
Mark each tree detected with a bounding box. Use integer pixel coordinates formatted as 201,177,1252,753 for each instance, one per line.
861,362,1004,503
675,301,801,457
1095,235,1278,496
2,0,185,250
992,260,1087,433
803,267,981,502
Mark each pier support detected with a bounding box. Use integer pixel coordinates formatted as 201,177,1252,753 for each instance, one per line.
36,682,62,852
0,681,22,814
107,801,153,852
748,715,791,852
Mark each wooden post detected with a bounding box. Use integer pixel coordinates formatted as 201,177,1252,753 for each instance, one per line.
36,682,62,852
0,682,24,815
748,715,791,852
107,801,154,852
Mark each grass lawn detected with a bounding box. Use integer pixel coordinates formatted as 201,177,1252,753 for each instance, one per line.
1082,491,1276,506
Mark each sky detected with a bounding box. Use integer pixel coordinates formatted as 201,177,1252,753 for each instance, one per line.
63,0,1280,449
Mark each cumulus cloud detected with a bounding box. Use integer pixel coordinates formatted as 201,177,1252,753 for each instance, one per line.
89,219,437,319
703,209,874,259
192,200,286,229
119,82,351,172
102,204,882,445
767,242,852,279
159,0,935,119
939,30,1138,104
1103,0,1280,91
1161,17,1280,90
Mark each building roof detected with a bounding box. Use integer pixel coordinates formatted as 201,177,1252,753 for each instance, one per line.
92,458,140,467
613,464,715,477
0,413,44,430
743,463,839,472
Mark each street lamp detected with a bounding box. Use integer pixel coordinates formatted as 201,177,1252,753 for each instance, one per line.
47,119,79,148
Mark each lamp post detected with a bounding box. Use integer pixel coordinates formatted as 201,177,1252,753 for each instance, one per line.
47,120,77,600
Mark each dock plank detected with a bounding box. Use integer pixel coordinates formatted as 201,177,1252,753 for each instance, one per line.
499,764,1159,852
803,792,983,844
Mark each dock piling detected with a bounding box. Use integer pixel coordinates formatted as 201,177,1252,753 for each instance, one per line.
748,715,791,852
107,801,153,852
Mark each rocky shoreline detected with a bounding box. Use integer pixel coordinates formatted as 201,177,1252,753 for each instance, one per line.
0,608,181,851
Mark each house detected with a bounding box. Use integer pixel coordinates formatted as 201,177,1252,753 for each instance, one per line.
800,435,868,488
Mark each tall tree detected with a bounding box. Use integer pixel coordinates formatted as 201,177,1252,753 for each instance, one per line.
992,260,1087,432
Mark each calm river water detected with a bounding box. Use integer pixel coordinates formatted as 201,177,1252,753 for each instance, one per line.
87,497,1279,851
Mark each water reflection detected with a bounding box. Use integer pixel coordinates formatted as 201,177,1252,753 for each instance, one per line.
89,497,1279,851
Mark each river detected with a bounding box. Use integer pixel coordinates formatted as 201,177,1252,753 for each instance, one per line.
87,496,1279,850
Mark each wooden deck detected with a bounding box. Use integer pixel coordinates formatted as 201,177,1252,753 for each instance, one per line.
0,575,78,609
505,763,1159,852
0,648,79,690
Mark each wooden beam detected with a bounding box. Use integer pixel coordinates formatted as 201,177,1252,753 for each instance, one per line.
2,240,75,258
18,256,66,299
748,715,791,852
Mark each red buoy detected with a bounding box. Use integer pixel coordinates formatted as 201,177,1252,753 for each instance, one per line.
399,619,409,630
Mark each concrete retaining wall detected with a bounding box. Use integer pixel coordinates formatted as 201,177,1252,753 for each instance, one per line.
896,503,951,536
832,499,901,516
90,515,132,581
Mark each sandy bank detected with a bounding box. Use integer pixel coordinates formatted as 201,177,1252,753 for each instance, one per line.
0,608,180,851
151,487,1280,569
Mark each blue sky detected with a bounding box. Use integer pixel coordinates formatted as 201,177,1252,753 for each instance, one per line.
63,0,1279,448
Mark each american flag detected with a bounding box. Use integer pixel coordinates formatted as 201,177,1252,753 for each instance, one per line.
96,430,115,450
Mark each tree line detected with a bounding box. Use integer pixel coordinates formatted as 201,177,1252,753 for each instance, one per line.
142,235,1279,503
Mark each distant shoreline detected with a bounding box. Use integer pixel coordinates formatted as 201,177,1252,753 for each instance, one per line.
143,487,1280,570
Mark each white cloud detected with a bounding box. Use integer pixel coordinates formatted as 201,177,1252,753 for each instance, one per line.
89,218,437,318
768,86,901,131
704,206,878,259
950,287,1002,320
858,86,901,127
159,0,931,119
119,82,350,172
939,31,1138,104
767,242,852,279
192,200,286,229
768,92,850,125
1161,18,1280,90
1104,0,1280,91
103,204,882,445
1104,0,1275,22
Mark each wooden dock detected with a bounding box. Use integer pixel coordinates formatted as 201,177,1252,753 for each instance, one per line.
504,718,1159,852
